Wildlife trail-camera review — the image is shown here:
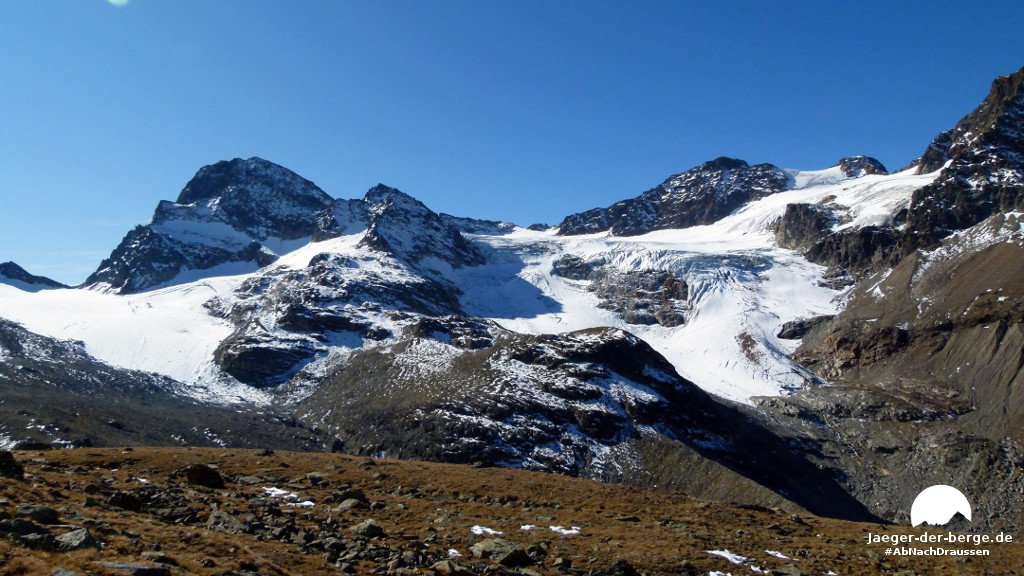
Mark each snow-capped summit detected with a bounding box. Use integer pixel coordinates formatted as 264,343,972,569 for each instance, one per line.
358,184,486,269
85,157,335,293
556,156,789,236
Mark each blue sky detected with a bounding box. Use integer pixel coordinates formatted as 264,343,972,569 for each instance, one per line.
2,1,1023,283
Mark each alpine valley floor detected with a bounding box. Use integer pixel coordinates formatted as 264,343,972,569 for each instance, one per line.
2,447,1021,576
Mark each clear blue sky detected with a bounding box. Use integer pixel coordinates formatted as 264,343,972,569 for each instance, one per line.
2,1,1023,284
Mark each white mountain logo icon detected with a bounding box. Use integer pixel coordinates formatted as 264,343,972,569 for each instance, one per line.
910,485,972,527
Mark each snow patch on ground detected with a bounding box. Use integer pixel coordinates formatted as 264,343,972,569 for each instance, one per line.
470,525,503,536
707,549,749,564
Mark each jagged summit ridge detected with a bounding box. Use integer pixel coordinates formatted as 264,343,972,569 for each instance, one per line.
913,66,1024,174
87,159,488,293
557,156,789,236
901,66,1024,244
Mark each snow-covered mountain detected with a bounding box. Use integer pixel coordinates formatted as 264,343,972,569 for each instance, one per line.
85,157,335,293
2,65,1024,529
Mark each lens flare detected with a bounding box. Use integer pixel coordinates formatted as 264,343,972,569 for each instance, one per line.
107,0,129,7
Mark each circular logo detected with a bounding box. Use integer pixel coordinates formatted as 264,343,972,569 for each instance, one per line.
910,485,972,527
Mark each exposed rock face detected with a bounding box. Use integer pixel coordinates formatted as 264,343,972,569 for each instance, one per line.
803,226,900,274
776,315,834,340
773,204,834,252
171,157,333,237
835,156,888,177
903,66,1024,246
550,254,594,280
0,262,66,290
558,157,789,236
358,185,486,269
206,185,483,388
214,326,321,389
86,157,334,293
796,214,1024,434
551,255,689,327
589,269,688,327
438,214,516,235
769,212,1024,530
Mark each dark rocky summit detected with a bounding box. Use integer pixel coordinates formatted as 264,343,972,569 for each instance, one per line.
835,156,888,177
85,157,334,293
558,157,789,236
901,66,1024,247
0,262,66,290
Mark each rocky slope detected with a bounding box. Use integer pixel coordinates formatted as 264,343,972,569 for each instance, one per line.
751,67,1024,531
4,447,1021,576
0,319,323,452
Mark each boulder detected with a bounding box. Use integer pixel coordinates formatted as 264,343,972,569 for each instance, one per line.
182,463,225,488
0,450,23,479
469,538,532,567
56,528,100,551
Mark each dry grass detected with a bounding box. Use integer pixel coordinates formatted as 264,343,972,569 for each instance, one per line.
1,447,1021,575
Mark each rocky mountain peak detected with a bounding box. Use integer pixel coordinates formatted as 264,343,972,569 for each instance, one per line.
699,156,748,170
0,262,66,290
363,183,408,204
914,66,1024,174
557,157,788,236
835,156,888,177
358,184,485,268
176,156,332,207
900,66,1024,244
87,157,336,293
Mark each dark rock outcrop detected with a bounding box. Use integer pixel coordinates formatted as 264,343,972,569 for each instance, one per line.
902,66,1024,248
773,204,834,252
0,450,23,479
836,156,888,177
776,315,834,340
86,157,334,293
551,256,689,327
0,262,66,290
182,463,225,489
558,157,789,236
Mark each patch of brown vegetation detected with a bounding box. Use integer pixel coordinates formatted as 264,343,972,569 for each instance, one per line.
0,448,1020,575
